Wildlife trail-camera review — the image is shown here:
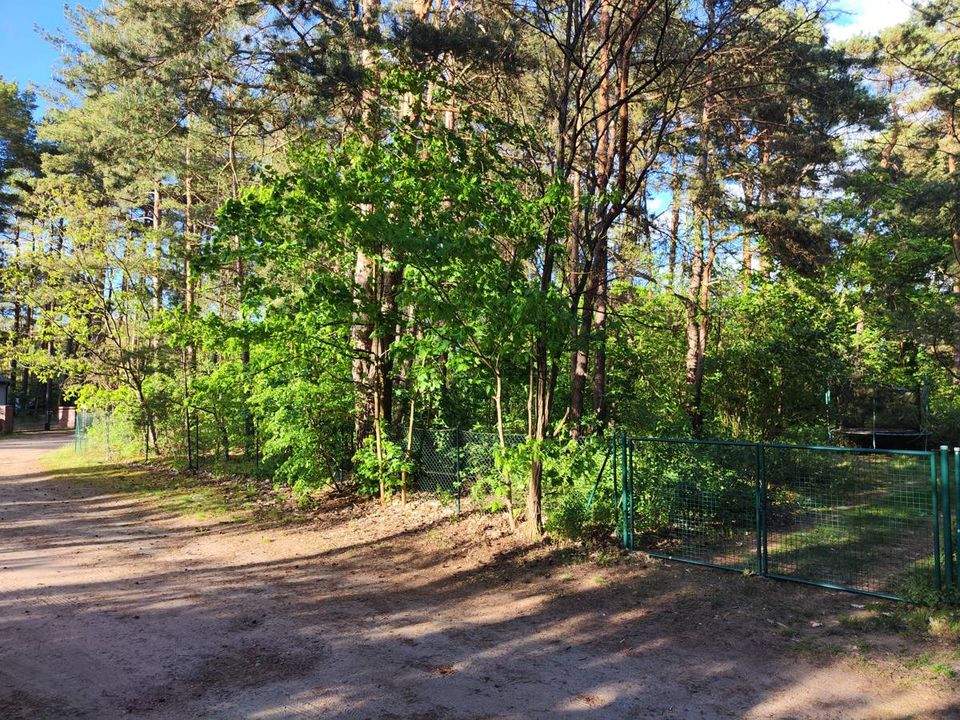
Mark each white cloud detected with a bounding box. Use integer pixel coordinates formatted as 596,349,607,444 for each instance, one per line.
826,0,914,42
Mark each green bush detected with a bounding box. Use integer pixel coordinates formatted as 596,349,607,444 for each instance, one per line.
353,431,413,498
470,439,528,514
542,437,616,541
251,374,353,492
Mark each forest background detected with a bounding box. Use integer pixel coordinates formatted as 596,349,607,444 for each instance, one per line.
3,0,960,537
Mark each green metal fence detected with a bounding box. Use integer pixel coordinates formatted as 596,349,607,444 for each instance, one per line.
409,428,524,513
627,437,760,574
611,433,955,601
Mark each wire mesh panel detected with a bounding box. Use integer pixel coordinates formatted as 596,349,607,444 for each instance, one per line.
411,428,460,498
628,438,760,573
410,428,526,507
460,430,524,483
763,446,936,598
74,410,94,453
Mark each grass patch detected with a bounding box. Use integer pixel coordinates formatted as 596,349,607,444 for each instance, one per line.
905,654,959,679
41,443,280,524
837,601,960,646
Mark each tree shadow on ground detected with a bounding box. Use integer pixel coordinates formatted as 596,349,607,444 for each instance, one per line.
1,443,958,720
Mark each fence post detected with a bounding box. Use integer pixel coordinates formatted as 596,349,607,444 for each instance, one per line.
955,447,960,590
754,443,764,576
455,427,462,517
941,446,954,589
612,431,619,539
620,430,629,549
931,452,942,593
761,444,769,576
626,437,633,550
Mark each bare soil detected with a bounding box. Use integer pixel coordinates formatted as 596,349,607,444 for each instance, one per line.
0,432,958,719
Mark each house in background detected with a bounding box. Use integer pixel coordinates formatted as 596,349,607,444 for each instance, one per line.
0,378,12,433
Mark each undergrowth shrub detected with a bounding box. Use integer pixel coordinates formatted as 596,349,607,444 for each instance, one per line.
72,386,147,462
353,431,413,498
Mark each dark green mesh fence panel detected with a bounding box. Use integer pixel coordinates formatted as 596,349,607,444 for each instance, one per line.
629,438,759,573
623,435,942,600
409,428,525,506
931,448,960,594
411,428,460,497
764,446,936,597
461,430,524,483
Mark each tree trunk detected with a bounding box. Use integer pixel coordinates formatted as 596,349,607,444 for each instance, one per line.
351,250,376,442
684,238,707,438
685,0,715,437
401,393,415,505
569,2,612,436
493,368,516,530
528,235,558,538
669,153,682,284
568,170,588,437
373,383,385,502
184,135,197,467
592,234,608,425
152,182,163,320
528,342,551,539
949,142,960,382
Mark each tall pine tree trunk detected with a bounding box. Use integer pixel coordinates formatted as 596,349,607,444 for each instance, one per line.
684,0,715,437
569,0,612,436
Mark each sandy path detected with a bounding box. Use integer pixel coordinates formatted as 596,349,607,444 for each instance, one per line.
0,432,956,719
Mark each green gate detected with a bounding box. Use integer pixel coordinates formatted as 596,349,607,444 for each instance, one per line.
611,434,956,601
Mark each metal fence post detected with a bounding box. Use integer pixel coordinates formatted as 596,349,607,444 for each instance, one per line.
754,443,764,576
612,431,619,537
627,437,635,550
759,443,768,576
955,447,960,590
931,452,942,593
455,427,462,517
941,446,954,588
620,430,629,549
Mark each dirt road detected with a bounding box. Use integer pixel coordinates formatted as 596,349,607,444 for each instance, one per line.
0,432,956,719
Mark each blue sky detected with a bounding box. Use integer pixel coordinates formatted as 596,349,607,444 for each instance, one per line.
826,0,913,41
0,0,917,117
0,1,98,112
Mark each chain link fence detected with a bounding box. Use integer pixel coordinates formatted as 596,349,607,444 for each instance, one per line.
73,410,144,461
409,428,525,513
74,410,95,453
